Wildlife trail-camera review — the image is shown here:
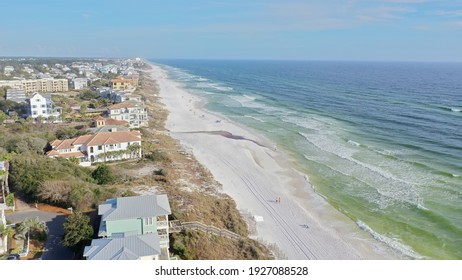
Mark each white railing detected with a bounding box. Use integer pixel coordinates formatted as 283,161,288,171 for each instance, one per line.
157,221,168,228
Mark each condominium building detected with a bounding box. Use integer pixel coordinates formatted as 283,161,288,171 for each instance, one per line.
0,78,69,93
6,89,28,103
106,101,148,128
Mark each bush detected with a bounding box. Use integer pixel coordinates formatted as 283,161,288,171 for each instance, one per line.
55,127,85,140
145,150,167,162
91,164,113,185
9,155,93,201
5,193,14,207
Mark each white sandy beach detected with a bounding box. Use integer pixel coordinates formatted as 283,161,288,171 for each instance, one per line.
150,64,399,260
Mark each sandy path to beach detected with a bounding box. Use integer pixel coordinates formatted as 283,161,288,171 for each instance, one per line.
150,64,397,260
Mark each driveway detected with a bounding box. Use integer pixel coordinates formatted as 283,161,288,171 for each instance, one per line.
6,209,74,260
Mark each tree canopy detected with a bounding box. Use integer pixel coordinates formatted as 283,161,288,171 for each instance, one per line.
62,212,93,250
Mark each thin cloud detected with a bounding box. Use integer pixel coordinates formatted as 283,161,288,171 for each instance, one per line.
435,10,462,17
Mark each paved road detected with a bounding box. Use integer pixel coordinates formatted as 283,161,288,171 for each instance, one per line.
6,209,74,260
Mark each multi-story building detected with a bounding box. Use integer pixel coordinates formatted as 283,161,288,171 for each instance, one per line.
3,66,14,75
107,101,148,128
47,130,142,166
83,195,172,260
6,89,28,103
110,76,138,91
26,92,61,121
72,78,88,90
0,78,68,93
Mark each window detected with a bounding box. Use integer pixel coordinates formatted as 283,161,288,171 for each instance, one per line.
98,145,102,151
42,110,46,114
41,104,46,108
32,111,37,115
32,105,37,108
90,147,94,153
144,217,153,226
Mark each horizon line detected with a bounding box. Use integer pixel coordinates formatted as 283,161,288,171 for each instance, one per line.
1,56,462,64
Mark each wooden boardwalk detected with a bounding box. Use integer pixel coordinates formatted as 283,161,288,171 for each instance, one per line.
169,220,242,240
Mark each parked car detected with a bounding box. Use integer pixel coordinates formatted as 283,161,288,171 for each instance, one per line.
7,254,20,260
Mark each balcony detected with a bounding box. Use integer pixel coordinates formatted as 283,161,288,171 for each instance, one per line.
157,221,168,228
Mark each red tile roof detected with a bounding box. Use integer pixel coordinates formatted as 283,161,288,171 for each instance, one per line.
49,131,141,156
85,131,141,146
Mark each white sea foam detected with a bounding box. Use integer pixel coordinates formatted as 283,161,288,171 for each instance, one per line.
452,174,460,178
228,95,283,116
356,220,423,259
450,108,461,112
230,94,256,105
299,131,426,209
244,115,265,123
347,140,360,147
282,116,325,131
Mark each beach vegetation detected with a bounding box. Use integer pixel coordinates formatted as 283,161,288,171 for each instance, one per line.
170,229,270,260
91,164,113,185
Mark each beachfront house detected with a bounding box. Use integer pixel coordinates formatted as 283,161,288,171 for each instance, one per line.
26,92,62,122
106,101,148,128
46,130,142,166
83,233,161,260
83,195,171,260
87,116,130,133
110,76,138,91
72,77,88,90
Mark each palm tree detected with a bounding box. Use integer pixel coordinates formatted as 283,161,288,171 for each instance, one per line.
0,224,15,252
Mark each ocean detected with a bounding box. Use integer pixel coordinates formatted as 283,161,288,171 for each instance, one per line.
150,59,462,259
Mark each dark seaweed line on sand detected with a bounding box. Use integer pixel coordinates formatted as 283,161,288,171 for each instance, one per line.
180,130,267,148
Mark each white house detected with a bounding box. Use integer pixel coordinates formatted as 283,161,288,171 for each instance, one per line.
72,78,88,90
3,66,14,75
107,101,148,128
83,195,172,260
26,92,61,121
47,130,142,166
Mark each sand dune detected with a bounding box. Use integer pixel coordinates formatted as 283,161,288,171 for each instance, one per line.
150,64,398,260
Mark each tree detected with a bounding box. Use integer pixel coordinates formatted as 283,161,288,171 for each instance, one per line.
91,164,113,185
0,225,15,251
0,111,7,124
48,115,56,123
5,193,14,207
80,104,87,114
17,217,47,241
62,212,93,250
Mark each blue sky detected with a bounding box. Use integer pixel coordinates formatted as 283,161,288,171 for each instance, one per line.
1,0,462,61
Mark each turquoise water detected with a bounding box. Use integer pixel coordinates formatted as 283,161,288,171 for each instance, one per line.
151,60,462,259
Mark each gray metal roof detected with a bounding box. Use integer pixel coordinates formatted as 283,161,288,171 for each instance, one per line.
99,195,171,221
87,125,130,133
83,233,161,260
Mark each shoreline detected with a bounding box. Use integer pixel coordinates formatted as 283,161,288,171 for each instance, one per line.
148,61,400,259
